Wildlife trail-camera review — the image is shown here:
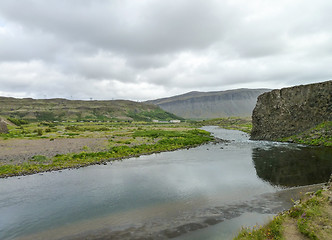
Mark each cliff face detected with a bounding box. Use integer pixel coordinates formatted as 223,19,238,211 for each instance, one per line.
251,81,332,140
147,89,270,119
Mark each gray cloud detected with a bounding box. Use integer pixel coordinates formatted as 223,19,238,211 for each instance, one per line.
0,0,233,54
0,0,331,100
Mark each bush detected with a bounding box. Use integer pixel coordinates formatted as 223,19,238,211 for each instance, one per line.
37,129,43,136
31,155,48,163
65,125,81,131
7,117,29,126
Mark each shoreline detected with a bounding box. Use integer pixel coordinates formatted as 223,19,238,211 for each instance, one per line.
234,176,332,239
0,136,216,179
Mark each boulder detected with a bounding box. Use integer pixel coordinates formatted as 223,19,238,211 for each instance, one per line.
0,119,9,134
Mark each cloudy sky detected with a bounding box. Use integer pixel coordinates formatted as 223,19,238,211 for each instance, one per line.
0,0,331,101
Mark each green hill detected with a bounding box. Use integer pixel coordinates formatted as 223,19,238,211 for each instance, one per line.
0,97,181,122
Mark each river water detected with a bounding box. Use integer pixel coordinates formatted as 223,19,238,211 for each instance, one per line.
0,126,331,240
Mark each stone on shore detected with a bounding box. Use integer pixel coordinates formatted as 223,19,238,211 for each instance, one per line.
0,119,9,134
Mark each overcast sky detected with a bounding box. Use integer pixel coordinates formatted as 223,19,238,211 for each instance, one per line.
0,0,331,101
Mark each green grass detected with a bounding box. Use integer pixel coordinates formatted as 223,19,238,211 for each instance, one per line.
288,191,330,240
279,121,332,147
234,215,284,240
30,155,49,163
7,117,29,126
0,125,213,178
234,186,332,240
128,108,182,122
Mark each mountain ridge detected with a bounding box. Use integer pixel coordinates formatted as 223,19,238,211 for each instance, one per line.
147,88,272,119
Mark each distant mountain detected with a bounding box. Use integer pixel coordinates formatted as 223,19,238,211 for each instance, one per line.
0,97,180,122
146,88,271,119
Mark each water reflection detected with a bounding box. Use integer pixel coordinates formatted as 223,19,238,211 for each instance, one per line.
252,146,332,187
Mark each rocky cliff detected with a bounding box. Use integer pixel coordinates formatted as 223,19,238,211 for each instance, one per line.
147,88,270,119
251,81,332,140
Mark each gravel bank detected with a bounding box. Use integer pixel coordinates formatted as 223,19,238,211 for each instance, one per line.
0,138,109,165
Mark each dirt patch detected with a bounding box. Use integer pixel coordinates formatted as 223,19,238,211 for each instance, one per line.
0,138,109,165
282,181,332,240
283,218,308,240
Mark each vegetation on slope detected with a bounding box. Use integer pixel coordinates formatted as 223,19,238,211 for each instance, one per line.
234,181,332,240
234,215,284,240
0,97,180,122
279,121,332,147
128,108,183,122
7,117,29,126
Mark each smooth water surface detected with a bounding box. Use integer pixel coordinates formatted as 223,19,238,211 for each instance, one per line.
0,127,331,240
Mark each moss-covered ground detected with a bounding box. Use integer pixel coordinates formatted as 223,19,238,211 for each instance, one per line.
279,121,332,147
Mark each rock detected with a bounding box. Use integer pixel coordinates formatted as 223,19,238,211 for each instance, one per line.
0,119,9,134
251,80,332,140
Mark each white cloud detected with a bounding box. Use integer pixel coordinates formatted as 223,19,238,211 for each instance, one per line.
0,0,331,100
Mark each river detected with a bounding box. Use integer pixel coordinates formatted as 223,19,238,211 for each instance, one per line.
0,126,331,240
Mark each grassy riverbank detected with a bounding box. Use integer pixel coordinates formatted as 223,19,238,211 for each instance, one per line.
0,121,213,178
279,121,332,147
234,180,332,240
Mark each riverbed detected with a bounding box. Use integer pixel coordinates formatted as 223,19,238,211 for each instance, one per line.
0,126,331,240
